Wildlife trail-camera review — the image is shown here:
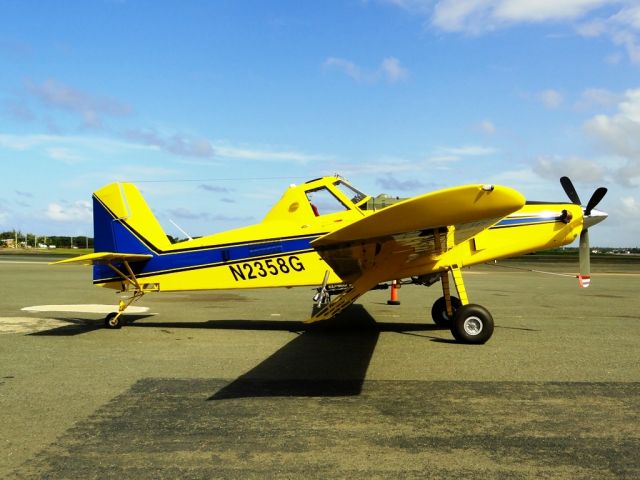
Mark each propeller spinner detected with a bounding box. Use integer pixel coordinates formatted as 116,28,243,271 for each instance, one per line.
559,176,608,288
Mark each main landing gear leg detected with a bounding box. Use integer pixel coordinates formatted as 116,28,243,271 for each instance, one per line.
431,265,494,344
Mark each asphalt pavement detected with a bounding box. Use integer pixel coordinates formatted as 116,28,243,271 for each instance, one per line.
1,254,639,479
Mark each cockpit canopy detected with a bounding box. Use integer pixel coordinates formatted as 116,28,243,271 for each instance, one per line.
262,176,370,224
304,179,368,216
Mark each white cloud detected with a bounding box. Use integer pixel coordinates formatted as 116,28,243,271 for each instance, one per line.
212,142,330,164
578,5,640,64
425,154,459,166
380,57,409,82
2,99,36,122
539,89,564,109
621,195,639,212
327,144,496,177
375,174,434,191
379,0,640,63
125,129,215,158
326,156,417,176
478,119,497,134
0,200,9,226
424,0,620,33
430,0,615,33
45,200,92,222
0,132,325,168
323,57,364,82
584,88,640,186
46,147,83,164
0,133,152,155
492,168,540,184
431,0,496,33
575,88,620,110
609,196,640,238
533,156,606,182
494,0,614,22
324,56,409,83
26,79,132,128
436,145,498,156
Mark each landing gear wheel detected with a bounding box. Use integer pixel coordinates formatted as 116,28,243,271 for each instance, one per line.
104,312,123,329
431,296,462,327
450,304,493,344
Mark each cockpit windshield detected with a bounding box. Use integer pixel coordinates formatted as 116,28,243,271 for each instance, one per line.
334,180,367,204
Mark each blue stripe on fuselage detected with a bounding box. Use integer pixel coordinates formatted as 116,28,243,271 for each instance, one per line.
92,197,319,283
94,236,316,283
491,214,561,229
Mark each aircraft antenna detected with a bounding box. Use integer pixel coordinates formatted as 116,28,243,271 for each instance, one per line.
169,219,193,241
130,176,310,184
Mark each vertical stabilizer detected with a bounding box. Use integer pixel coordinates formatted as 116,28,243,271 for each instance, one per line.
93,183,171,254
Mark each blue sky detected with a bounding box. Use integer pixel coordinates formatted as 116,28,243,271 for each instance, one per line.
1,0,639,247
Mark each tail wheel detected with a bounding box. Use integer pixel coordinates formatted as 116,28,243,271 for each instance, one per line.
431,296,461,327
105,312,122,329
450,304,494,344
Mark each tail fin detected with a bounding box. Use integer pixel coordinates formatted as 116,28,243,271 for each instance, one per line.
93,182,171,254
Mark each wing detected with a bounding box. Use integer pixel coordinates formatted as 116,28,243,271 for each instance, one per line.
51,252,153,266
312,184,525,283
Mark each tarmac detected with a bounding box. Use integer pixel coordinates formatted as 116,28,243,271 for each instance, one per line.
0,254,639,479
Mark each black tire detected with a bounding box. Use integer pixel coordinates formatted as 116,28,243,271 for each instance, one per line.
431,296,462,327
104,312,122,329
450,304,494,344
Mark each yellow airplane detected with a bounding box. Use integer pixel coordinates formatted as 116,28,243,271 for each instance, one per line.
55,175,607,344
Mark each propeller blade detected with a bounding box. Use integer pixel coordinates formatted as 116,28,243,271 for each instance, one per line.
585,187,608,216
578,229,591,288
560,176,581,205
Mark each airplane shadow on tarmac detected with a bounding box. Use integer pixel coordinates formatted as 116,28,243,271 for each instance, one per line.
207,306,446,400
134,305,443,400
28,315,156,336
30,305,445,398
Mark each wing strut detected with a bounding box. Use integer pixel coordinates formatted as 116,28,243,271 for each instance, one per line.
440,265,469,317
433,227,464,318
450,266,469,305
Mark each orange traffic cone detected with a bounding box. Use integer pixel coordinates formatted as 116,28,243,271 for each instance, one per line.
387,280,401,305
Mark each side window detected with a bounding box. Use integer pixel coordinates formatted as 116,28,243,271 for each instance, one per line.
305,187,348,216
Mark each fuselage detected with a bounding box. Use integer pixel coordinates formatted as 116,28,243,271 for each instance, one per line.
92,177,584,292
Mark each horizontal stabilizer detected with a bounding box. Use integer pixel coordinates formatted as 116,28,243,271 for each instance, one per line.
51,252,153,266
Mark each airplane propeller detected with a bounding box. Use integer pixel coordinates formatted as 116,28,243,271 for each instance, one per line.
559,176,608,287
585,187,608,216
